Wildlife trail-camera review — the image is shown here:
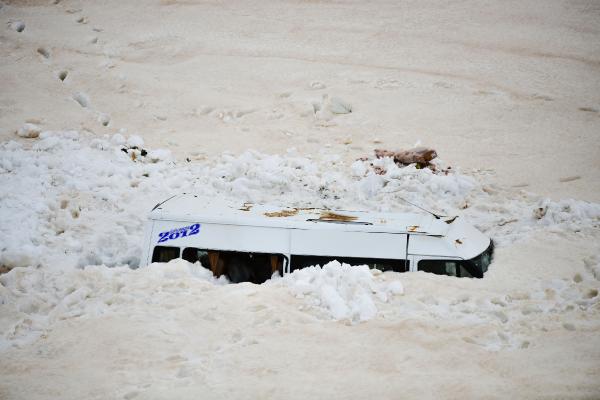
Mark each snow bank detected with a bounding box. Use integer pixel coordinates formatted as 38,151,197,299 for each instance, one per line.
0,129,597,351
1,131,599,272
0,258,405,349
273,261,403,322
0,259,226,350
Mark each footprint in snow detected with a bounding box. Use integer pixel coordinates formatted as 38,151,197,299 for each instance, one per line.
58,70,68,82
562,322,576,331
9,20,26,32
308,81,326,90
73,92,90,108
123,391,140,400
559,175,581,183
37,47,50,59
98,113,110,127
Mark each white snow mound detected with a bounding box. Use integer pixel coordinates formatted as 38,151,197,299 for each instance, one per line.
16,123,41,138
275,261,403,322
0,259,227,350
1,132,599,271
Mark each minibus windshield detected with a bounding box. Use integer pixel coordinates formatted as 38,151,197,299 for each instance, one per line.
468,241,493,275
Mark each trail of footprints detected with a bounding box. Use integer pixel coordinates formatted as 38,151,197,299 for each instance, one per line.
8,3,111,129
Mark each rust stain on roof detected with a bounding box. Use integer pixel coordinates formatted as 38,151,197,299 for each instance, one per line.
318,211,357,222
408,225,419,232
239,203,253,211
264,209,299,218
297,207,321,212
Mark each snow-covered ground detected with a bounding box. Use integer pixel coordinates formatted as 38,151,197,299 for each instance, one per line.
1,131,599,399
1,1,599,399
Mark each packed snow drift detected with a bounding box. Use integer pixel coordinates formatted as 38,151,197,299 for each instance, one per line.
2,131,598,273
1,0,600,398
1,133,599,353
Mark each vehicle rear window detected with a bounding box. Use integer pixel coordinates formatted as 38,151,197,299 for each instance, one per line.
152,246,180,263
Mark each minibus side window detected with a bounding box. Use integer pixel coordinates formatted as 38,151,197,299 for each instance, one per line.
291,255,408,272
418,260,478,278
418,260,459,277
152,246,180,263
182,247,209,265
458,264,473,278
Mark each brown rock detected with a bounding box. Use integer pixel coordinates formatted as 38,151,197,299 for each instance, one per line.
375,147,437,166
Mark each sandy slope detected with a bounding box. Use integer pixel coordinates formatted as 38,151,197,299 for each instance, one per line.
1,1,600,399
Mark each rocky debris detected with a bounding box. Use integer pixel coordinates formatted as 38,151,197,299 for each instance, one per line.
120,146,171,163
121,145,147,161
358,147,449,175
374,147,437,167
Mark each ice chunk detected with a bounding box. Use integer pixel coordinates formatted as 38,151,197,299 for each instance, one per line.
328,97,352,114
111,133,126,145
127,135,144,148
387,280,404,295
146,149,171,163
16,123,41,138
275,261,404,322
351,160,367,177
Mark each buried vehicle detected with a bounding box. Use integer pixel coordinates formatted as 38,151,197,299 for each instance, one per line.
140,194,493,283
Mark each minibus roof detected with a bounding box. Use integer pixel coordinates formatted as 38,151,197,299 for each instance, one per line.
149,193,453,236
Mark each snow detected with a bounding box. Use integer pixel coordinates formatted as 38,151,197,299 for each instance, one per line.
126,134,144,148
1,133,597,273
15,123,41,138
274,261,403,322
0,140,598,399
0,133,598,349
8,20,25,33
0,258,405,352
328,97,353,115
0,0,599,398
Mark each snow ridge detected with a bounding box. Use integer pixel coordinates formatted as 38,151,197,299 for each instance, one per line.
1,131,599,271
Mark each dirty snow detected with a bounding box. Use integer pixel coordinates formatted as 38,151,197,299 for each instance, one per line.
1,0,600,399
1,133,598,273
0,130,599,399
0,133,599,365
274,261,403,322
